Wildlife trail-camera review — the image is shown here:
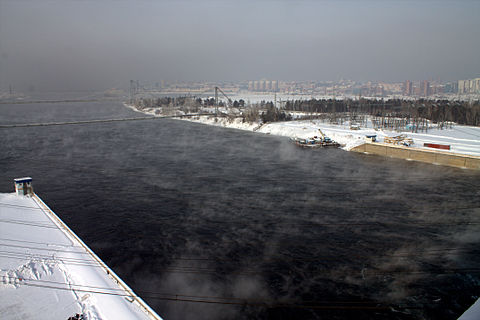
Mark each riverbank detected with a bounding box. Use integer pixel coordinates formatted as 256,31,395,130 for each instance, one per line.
125,103,480,164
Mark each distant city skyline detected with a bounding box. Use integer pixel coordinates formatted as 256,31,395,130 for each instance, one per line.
0,0,479,91
124,78,473,99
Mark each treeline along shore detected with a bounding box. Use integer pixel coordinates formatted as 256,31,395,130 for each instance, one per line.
133,97,480,128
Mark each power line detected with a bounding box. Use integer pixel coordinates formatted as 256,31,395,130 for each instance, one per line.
0,202,43,210
0,99,121,105
1,201,478,218
0,254,259,275
0,243,90,254
1,202,480,237
0,237,81,247
1,246,478,267
0,218,59,229
2,214,479,232
5,276,423,310
7,276,410,308
0,276,430,308
1,246,479,278
0,113,213,129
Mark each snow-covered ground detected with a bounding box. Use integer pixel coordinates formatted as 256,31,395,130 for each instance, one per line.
180,116,480,157
126,103,480,157
0,192,162,320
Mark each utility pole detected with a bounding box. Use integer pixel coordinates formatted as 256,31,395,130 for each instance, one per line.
129,80,135,104
215,86,218,115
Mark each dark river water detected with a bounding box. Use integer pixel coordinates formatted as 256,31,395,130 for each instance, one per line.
1,100,479,320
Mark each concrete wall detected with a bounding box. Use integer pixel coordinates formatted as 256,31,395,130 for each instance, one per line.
351,143,480,170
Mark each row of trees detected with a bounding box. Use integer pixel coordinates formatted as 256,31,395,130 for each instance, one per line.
260,103,292,123
283,99,480,126
134,97,247,110
133,96,203,114
132,96,480,127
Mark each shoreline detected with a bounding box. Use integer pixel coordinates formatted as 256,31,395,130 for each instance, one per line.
123,103,480,167
123,102,367,151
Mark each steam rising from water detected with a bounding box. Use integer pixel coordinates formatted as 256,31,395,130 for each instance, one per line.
0,101,479,319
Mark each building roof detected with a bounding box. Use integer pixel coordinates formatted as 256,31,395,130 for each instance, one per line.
0,192,162,320
458,298,480,320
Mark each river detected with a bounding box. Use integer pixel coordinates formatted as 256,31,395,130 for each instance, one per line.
1,100,479,319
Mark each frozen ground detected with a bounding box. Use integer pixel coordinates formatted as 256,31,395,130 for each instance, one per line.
127,103,480,157
0,192,161,320
182,116,480,157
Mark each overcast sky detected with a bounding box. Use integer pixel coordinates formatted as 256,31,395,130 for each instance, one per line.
0,0,479,90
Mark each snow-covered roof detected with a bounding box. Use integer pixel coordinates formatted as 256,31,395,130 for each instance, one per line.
458,298,480,320
0,192,162,320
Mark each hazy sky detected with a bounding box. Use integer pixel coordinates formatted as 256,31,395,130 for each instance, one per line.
1,0,479,90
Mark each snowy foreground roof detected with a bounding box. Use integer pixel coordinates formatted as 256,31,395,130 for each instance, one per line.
0,192,162,320
458,298,480,320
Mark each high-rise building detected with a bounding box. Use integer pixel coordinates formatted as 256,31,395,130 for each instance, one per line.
404,80,413,96
249,79,278,92
377,86,385,97
414,85,421,96
272,80,278,92
458,80,467,94
260,80,266,91
421,80,431,96
444,82,457,93
265,80,272,91
458,78,480,94
253,81,260,91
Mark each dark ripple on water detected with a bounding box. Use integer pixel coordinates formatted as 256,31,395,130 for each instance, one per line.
1,101,480,319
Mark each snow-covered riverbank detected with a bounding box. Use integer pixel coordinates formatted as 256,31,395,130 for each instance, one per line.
126,103,480,157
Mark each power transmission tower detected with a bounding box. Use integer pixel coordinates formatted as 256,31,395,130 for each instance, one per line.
215,86,218,115
129,80,135,103
129,80,140,104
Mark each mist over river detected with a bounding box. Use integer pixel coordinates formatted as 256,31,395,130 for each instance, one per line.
1,100,479,319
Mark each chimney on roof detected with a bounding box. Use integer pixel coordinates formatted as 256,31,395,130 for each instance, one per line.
14,177,34,196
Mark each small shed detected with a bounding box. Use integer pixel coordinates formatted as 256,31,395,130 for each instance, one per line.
350,124,361,130
365,135,377,143
14,177,33,196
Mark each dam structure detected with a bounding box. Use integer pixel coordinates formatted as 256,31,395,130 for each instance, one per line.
0,178,163,320
351,142,480,170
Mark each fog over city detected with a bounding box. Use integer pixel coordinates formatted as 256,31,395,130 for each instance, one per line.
1,0,479,91
1,2,480,320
